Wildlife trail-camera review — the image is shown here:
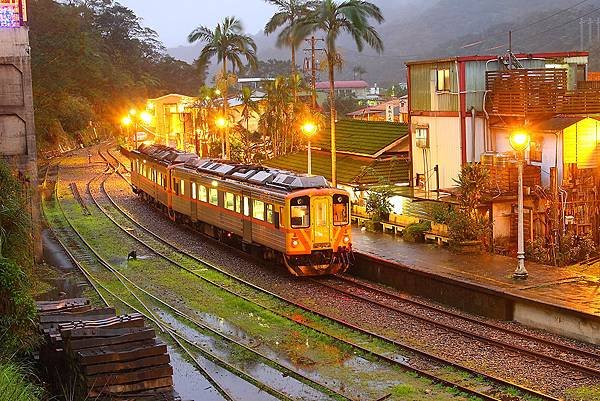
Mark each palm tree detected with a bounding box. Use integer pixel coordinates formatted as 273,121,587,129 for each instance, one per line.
264,0,309,74
237,87,261,161
353,65,366,80
295,0,384,186
188,17,258,159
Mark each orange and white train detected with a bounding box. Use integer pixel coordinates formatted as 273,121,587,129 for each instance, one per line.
126,144,353,276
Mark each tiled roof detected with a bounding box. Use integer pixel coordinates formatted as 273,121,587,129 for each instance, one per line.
265,150,410,186
315,120,409,157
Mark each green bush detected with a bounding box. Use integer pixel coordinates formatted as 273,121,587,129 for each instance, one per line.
526,233,597,266
0,361,43,401
0,160,38,354
403,221,431,243
365,185,393,223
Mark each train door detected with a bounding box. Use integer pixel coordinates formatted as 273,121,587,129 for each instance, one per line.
190,181,197,221
242,191,252,243
311,196,332,247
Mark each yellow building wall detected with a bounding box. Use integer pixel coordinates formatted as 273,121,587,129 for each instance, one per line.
563,118,600,169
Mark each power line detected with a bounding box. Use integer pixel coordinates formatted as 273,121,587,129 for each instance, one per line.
462,0,594,49
485,5,600,51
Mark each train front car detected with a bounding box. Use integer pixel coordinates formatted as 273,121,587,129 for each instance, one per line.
283,188,353,276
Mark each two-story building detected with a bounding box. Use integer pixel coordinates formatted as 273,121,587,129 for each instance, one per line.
406,51,600,244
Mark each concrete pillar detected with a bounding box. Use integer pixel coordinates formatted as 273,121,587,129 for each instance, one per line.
0,26,42,263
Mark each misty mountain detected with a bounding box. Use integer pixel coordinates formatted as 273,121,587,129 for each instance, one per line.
168,0,595,85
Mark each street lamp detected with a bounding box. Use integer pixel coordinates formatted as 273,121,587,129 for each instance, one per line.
509,129,530,279
215,116,227,159
123,109,153,149
301,121,318,175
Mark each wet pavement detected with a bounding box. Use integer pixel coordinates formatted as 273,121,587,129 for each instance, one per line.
352,227,600,316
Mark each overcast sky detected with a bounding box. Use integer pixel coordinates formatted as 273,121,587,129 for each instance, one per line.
118,0,278,48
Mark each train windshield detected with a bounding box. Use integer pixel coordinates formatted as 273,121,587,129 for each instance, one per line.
333,194,349,226
290,196,310,228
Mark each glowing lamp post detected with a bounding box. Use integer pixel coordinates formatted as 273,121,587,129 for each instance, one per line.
509,130,530,279
215,116,227,159
301,122,318,176
123,109,153,149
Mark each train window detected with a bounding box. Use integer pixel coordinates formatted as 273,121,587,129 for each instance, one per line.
180,180,185,196
224,192,235,211
199,185,207,202
253,200,265,220
243,197,250,216
333,194,350,226
266,204,274,223
315,201,327,227
191,183,197,200
209,188,218,205
173,179,179,195
290,196,310,228
235,195,241,214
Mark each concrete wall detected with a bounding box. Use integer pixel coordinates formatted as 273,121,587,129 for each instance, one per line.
0,27,40,261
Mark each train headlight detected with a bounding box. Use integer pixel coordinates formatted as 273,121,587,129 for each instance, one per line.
291,238,299,248
343,235,350,244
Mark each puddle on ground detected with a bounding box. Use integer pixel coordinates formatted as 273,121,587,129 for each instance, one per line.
523,279,600,315
157,309,334,401
36,275,86,301
168,345,227,401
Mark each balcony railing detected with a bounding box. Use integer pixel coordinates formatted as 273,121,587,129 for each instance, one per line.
485,69,600,117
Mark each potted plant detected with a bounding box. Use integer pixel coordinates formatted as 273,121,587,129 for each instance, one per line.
365,184,394,232
448,164,491,253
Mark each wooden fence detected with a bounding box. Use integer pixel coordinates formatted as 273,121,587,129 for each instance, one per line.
486,69,600,116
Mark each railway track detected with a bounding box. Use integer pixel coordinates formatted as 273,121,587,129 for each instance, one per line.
60,153,353,401
41,160,242,401
312,274,600,378
95,147,561,401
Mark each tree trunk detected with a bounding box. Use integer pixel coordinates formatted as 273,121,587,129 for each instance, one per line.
222,58,230,160
328,55,337,187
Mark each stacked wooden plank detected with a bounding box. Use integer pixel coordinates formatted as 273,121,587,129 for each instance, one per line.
37,298,184,401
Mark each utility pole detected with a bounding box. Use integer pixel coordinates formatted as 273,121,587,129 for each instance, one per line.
303,36,325,110
580,18,585,50
589,17,593,46
508,31,513,69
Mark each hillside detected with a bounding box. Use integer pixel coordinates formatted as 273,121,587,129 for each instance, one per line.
168,0,597,85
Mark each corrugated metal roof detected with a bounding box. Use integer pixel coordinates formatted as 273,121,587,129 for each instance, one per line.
265,151,409,186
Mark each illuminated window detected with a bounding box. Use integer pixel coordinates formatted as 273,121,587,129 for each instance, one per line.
199,185,207,202
253,200,265,220
235,195,241,214
173,179,179,195
333,194,349,226
291,196,310,228
436,68,451,92
191,182,197,200
243,196,250,216
209,188,218,205
224,192,235,211
180,180,185,196
266,204,274,223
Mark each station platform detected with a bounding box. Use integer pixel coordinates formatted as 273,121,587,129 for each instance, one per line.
350,227,600,344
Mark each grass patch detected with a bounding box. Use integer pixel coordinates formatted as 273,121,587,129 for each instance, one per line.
392,383,414,395
0,361,43,401
564,385,600,401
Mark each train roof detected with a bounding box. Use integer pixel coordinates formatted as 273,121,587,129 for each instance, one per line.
134,144,330,193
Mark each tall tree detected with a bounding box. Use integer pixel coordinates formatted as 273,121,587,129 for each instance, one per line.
237,87,261,162
295,0,384,186
188,17,258,159
264,0,309,74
